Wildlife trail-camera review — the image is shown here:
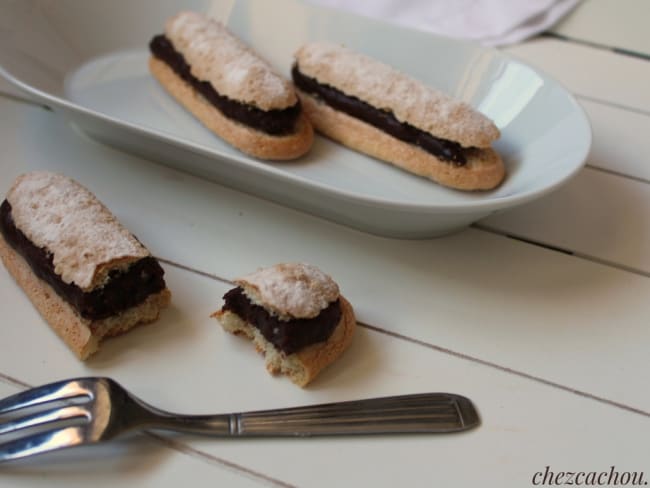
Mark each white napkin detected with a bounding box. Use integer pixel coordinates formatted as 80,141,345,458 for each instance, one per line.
306,0,580,46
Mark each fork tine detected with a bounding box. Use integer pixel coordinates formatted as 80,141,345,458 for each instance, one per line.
0,405,90,436
0,426,87,463
0,378,93,415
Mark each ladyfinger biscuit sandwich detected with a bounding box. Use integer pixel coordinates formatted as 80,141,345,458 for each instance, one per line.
292,42,505,190
149,11,313,160
211,263,355,387
0,172,171,360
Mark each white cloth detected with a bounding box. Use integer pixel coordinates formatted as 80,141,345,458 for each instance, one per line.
306,0,580,46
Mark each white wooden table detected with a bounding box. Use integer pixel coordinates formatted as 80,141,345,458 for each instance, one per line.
1,1,649,486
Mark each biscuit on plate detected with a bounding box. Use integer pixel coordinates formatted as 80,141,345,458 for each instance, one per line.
212,263,355,387
0,172,171,360
292,42,505,190
149,11,313,160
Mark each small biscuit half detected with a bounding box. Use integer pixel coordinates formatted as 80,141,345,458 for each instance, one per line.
212,263,356,386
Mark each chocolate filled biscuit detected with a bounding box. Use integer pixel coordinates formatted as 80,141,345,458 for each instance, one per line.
212,263,355,387
293,42,505,190
149,11,313,160
0,172,171,359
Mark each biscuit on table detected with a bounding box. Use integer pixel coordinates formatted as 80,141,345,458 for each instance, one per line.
149,11,313,160
0,172,171,360
292,42,505,190
212,263,355,387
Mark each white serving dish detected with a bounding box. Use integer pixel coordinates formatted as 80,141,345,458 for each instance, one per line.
0,0,591,238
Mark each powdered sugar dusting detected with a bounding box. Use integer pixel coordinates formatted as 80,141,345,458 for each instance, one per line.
295,42,499,148
166,11,297,110
7,172,149,291
236,263,339,320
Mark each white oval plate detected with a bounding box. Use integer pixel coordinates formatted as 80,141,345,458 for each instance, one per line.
0,0,591,238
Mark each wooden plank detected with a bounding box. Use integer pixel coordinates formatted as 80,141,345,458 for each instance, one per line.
481,166,650,273
581,98,650,181
551,0,650,56
504,38,650,111
1,265,648,487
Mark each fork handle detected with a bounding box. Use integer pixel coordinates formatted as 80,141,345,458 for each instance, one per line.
148,393,479,436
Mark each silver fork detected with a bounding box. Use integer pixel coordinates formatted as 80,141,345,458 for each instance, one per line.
0,377,479,462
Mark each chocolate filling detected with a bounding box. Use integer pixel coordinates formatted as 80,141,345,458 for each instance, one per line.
222,287,342,355
0,200,167,323
149,35,301,136
292,65,468,165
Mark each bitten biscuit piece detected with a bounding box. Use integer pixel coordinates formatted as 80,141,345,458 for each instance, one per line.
0,172,171,360
211,263,355,387
292,42,505,190
149,11,313,160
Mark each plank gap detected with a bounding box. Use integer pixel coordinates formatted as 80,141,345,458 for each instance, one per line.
541,32,650,61
475,225,650,280
576,93,650,118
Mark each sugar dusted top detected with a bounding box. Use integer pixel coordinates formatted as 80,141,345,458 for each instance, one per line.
7,172,150,291
294,42,499,148
236,263,340,320
165,11,297,111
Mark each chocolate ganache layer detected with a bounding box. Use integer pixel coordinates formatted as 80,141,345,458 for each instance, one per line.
222,287,342,355
0,200,166,322
292,65,468,165
150,35,301,136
